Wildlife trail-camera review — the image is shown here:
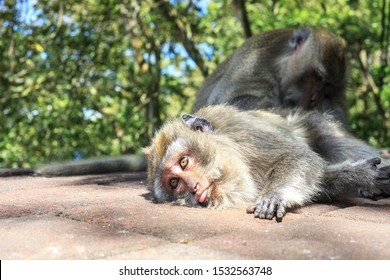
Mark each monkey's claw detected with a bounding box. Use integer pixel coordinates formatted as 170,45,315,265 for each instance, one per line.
366,157,381,168
365,158,390,186
359,158,390,200
247,195,286,222
377,165,390,184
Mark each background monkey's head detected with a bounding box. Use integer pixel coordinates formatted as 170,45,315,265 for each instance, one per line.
278,27,347,111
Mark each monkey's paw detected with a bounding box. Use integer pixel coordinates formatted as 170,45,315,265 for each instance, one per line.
246,194,286,222
365,158,390,185
359,188,390,200
358,158,390,200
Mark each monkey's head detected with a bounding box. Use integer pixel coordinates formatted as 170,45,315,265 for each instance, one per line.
144,113,224,207
280,27,347,111
144,108,257,209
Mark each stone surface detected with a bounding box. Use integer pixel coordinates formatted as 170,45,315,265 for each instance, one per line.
1,172,390,260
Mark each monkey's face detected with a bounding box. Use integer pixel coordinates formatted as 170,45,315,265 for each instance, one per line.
160,145,216,206
280,28,346,111
144,119,223,208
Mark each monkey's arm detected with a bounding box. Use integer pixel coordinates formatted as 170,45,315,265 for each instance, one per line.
246,149,326,221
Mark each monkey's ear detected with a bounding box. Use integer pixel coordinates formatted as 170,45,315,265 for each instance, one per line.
181,114,214,133
289,28,311,51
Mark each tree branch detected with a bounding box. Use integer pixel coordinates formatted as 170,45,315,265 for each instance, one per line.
378,0,389,89
357,50,388,138
154,0,209,77
233,0,252,38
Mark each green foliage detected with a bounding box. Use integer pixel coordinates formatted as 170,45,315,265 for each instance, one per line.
0,0,389,168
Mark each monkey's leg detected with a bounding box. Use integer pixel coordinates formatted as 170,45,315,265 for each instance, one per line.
246,158,390,221
316,126,390,199
317,158,390,201
295,111,382,163
298,112,390,199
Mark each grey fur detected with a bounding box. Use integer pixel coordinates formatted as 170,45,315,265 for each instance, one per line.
35,155,147,177
147,106,390,221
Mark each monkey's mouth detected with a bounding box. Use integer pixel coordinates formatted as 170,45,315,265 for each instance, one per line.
195,185,211,204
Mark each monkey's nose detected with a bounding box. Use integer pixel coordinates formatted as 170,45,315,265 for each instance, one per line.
188,183,200,193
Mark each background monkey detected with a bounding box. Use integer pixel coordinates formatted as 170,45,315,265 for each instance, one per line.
144,105,390,221
193,27,348,125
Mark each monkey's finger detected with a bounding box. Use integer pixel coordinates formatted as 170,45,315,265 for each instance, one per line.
276,201,286,220
378,188,390,198
378,177,390,183
254,199,269,219
246,205,256,214
260,199,273,219
377,179,390,186
253,204,261,218
367,157,381,169
358,189,379,200
376,167,390,186
267,199,279,220
377,166,390,179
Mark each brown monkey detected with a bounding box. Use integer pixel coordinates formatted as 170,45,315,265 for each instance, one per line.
193,27,348,125
144,105,390,220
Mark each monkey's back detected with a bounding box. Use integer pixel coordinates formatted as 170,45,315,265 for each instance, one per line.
196,106,324,179
193,27,348,125
193,28,294,111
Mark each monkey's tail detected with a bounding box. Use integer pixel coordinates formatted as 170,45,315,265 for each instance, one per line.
35,154,147,177
0,168,35,177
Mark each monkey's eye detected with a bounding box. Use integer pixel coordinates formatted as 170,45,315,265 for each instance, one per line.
179,156,189,170
169,178,179,189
